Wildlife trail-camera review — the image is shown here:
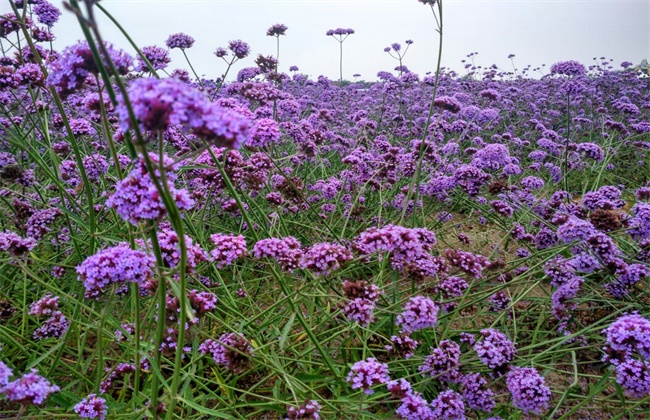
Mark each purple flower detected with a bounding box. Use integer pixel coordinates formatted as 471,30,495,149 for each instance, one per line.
472,143,511,170
267,23,288,36
285,399,322,419
139,224,208,273
105,153,194,226
214,47,228,58
474,328,516,370
0,361,13,387
506,367,551,415
34,1,61,27
430,390,465,420
615,358,650,398
326,28,355,37
209,233,247,269
0,370,59,405
47,41,132,99
253,236,303,272
354,224,436,270
100,363,135,393
550,60,586,76
199,333,254,373
188,290,218,316
386,333,419,359
445,249,489,278
434,96,462,113
490,200,514,217
604,314,650,359
395,391,433,419
386,378,413,399
247,118,281,148
628,203,650,240
521,176,545,190
76,243,155,298
556,217,596,244
165,32,195,49
29,293,59,316
488,291,511,312
0,230,37,257
74,394,108,419
135,45,171,72
300,242,352,276
419,340,462,383
33,311,69,340
460,373,495,412
228,39,250,59
342,298,375,326
346,357,390,394
118,77,252,148
453,164,491,196
575,142,604,161
396,296,439,333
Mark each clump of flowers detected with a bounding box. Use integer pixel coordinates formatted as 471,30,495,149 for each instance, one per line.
47,41,132,99
300,242,352,276
506,367,551,415
419,339,462,383
135,45,171,72
346,357,390,394
603,314,650,359
252,236,303,271
386,333,419,359
285,399,322,419
74,393,108,420
460,372,496,412
396,296,439,333
165,32,195,49
430,389,465,419
209,233,247,268
76,243,155,298
339,280,383,326
105,153,194,226
354,224,436,270
199,333,254,373
434,96,462,113
474,328,517,371
0,230,37,257
116,77,252,148
550,60,586,76
445,249,490,278
0,369,59,406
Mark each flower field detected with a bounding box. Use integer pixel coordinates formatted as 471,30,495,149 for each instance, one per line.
0,0,649,418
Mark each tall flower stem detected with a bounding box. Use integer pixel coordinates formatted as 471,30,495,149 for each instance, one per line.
339,40,343,84
563,93,571,192
399,0,443,226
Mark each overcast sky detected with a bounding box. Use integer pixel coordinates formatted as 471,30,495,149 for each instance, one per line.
5,0,649,81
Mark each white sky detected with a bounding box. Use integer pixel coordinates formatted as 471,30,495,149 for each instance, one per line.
4,0,650,80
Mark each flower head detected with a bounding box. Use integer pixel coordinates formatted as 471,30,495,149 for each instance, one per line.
267,23,288,37
346,358,390,394
76,243,155,298
396,296,439,333
199,333,254,373
74,394,108,419
550,60,586,76
165,32,195,49
135,45,171,72
474,328,517,370
0,370,59,405
506,367,551,415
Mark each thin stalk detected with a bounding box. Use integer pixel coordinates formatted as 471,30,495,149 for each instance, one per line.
399,0,444,226
563,93,571,192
